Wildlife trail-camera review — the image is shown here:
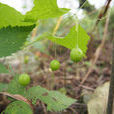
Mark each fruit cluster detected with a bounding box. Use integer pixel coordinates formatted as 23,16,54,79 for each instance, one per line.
19,48,83,86
50,48,84,71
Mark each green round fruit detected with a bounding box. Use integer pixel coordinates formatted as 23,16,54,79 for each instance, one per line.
70,48,83,62
24,56,29,64
18,73,31,86
50,60,60,71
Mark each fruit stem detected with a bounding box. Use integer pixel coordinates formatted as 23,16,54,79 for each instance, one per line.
50,72,55,90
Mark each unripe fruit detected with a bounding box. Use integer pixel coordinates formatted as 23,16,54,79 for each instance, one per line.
70,48,83,62
24,56,29,64
50,60,60,71
18,73,31,86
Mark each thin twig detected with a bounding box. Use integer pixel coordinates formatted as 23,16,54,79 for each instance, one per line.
93,0,112,30
52,16,63,35
79,85,94,91
81,11,110,85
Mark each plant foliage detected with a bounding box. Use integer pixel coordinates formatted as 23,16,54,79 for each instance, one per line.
25,86,76,111
47,25,90,55
7,75,26,95
0,3,34,29
2,101,33,114
25,0,70,21
0,75,76,112
0,0,91,113
0,25,35,57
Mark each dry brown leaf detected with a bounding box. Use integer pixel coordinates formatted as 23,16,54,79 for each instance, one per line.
87,82,113,114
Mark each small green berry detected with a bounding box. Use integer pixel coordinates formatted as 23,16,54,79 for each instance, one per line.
18,73,31,86
50,60,60,71
24,56,29,64
70,48,83,62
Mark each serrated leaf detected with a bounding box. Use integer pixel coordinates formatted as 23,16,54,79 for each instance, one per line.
25,86,76,112
46,91,76,111
0,3,34,29
2,101,33,114
7,75,26,95
47,25,90,55
0,63,9,73
0,25,35,57
25,0,70,21
0,83,8,92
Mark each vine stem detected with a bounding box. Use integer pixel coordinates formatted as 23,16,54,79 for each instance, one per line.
48,17,63,89
93,0,112,30
75,18,79,49
52,16,63,58
106,40,114,114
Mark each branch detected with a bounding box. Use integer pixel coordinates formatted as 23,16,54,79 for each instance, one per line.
106,40,114,114
94,0,112,29
81,12,110,85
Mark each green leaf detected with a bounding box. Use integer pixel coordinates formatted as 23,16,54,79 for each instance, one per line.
0,3,34,29
0,63,9,73
0,25,35,57
25,0,70,21
46,91,76,111
2,101,33,114
47,25,90,55
0,83,8,92
7,75,26,95
25,86,76,112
